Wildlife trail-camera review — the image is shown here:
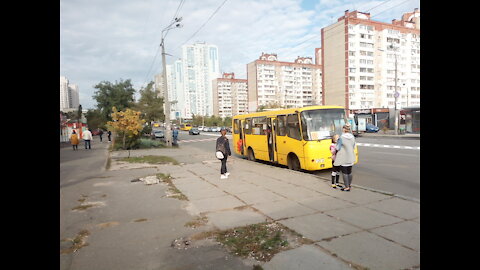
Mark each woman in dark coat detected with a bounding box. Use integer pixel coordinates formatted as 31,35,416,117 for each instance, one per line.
216,128,231,179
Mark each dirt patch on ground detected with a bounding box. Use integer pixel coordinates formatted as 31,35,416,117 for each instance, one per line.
172,222,314,262
184,215,209,228
96,221,120,229
133,218,148,222
71,201,106,212
157,173,188,201
60,230,90,254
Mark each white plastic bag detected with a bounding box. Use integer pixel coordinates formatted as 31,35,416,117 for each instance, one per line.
215,151,224,159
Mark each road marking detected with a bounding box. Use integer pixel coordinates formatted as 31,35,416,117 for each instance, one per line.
178,132,420,150
179,138,217,143
357,143,419,150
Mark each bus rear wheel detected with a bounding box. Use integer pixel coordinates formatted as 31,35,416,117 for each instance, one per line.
247,148,256,162
288,154,301,171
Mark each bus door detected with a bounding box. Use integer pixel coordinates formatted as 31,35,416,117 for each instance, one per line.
267,117,278,163
239,119,245,156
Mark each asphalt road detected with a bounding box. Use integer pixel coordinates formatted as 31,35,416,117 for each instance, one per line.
176,131,420,200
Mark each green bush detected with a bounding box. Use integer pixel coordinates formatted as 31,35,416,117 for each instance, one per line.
113,138,165,150
137,138,166,149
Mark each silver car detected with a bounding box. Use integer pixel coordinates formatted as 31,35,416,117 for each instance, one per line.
153,130,164,138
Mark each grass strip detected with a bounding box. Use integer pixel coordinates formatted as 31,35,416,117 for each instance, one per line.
119,155,179,165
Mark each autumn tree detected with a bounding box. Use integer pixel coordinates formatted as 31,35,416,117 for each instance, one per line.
107,107,145,155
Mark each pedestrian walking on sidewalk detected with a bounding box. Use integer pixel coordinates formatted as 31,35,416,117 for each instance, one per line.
98,129,104,142
334,125,356,191
107,130,112,142
216,128,231,179
82,128,93,149
330,134,342,188
70,130,79,151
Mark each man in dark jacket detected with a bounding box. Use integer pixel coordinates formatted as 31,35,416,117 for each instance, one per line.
216,128,231,179
98,129,104,142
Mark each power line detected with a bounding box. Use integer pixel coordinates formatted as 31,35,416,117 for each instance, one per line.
177,0,229,48
365,0,396,12
141,46,161,89
165,0,186,38
371,0,415,19
141,0,187,89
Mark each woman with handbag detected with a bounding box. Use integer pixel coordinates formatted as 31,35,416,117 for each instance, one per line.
216,128,231,179
334,125,356,191
70,130,79,151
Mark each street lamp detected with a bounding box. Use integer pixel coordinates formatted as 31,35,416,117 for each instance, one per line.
160,17,182,147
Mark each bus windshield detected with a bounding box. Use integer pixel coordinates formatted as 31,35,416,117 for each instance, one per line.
301,109,347,141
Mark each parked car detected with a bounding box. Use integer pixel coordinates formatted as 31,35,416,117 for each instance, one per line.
189,128,200,135
213,126,221,132
198,126,205,131
365,123,380,133
204,127,211,132
153,130,165,138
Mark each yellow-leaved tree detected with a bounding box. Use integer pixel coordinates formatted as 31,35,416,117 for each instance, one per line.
107,106,145,153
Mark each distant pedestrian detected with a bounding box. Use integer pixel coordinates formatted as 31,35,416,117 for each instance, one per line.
172,128,178,145
70,130,79,151
98,129,104,142
330,134,342,189
216,128,231,179
334,125,356,191
82,128,93,149
107,130,112,142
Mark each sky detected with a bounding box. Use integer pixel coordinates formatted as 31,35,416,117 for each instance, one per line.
60,0,420,110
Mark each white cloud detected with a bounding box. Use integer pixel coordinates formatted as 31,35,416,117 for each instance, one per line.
60,0,419,109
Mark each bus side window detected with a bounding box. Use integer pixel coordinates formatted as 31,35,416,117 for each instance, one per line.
277,115,287,136
233,119,240,134
252,117,266,135
287,114,301,140
244,119,252,134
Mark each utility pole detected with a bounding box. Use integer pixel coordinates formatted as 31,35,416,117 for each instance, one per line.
160,38,172,146
393,45,399,136
160,17,182,147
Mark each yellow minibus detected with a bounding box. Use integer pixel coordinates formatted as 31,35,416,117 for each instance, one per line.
232,105,358,171
180,123,193,131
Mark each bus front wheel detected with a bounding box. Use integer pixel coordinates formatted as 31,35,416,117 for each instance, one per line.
288,154,301,171
247,148,256,162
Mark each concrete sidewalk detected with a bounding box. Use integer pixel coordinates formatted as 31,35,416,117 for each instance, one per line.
110,146,420,270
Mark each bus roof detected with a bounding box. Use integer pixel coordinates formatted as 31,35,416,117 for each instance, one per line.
232,105,345,119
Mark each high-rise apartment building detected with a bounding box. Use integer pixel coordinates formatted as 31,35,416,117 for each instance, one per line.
212,73,248,118
247,53,322,112
60,76,69,110
154,64,179,119
60,76,80,112
179,42,220,118
321,9,420,113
